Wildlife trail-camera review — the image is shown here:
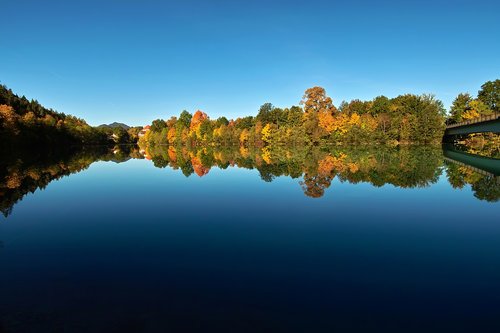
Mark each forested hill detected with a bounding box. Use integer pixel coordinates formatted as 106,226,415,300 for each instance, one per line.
98,122,131,130
0,85,139,149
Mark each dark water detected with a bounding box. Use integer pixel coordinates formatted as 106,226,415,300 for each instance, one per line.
0,145,499,332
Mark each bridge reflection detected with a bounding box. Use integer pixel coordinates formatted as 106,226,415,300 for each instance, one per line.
443,146,500,201
443,146,500,177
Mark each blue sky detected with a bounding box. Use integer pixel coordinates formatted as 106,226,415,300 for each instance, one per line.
1,0,499,126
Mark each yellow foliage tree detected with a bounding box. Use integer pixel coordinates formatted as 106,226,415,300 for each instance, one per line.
317,155,347,176
318,111,336,133
261,123,273,144
333,113,350,135
360,114,378,132
349,113,361,126
0,104,20,134
462,109,480,120
261,146,272,164
239,146,250,158
21,112,37,126
167,127,176,143
239,128,249,145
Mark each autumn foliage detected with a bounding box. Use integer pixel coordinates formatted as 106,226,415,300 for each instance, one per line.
138,84,466,149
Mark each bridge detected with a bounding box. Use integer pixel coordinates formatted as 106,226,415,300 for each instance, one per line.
445,113,500,136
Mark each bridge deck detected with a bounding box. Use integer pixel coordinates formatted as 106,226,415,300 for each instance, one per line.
445,113,500,136
446,113,500,129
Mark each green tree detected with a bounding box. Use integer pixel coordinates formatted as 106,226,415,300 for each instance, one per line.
150,119,167,132
285,106,303,127
215,116,229,127
235,116,254,129
413,95,446,144
178,110,192,128
478,79,500,113
449,93,472,122
256,103,274,123
342,99,370,115
371,96,391,115
113,126,130,143
199,120,213,142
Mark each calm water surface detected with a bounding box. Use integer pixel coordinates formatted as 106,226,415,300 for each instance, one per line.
0,146,499,332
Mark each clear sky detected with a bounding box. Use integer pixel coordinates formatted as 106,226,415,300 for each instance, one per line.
1,0,499,126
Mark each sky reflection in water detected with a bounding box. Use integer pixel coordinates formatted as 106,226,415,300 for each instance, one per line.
0,146,499,332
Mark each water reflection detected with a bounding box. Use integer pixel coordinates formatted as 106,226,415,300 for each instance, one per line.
0,145,143,217
444,146,500,202
1,145,499,217
143,145,454,198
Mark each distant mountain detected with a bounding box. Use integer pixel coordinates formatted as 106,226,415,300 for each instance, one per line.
98,122,131,130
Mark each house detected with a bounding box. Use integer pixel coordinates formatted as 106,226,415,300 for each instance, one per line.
138,125,151,137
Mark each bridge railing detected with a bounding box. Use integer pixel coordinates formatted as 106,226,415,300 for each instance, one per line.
447,112,500,129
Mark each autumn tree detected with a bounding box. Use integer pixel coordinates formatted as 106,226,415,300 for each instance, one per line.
239,128,250,145
300,87,337,140
463,99,492,120
0,104,20,135
190,110,209,140
301,86,336,115
167,127,177,143
261,123,274,144
450,88,493,122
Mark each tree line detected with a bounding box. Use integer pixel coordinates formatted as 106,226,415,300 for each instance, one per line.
2,80,498,151
141,86,448,147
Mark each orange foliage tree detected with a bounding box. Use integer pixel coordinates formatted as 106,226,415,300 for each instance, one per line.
190,110,208,139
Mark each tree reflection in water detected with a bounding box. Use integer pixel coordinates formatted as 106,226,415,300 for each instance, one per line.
0,145,143,217
445,161,500,202
1,145,498,218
